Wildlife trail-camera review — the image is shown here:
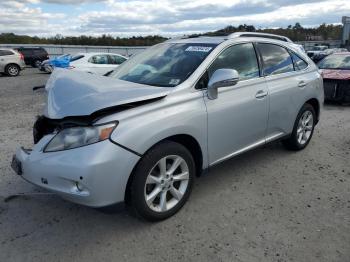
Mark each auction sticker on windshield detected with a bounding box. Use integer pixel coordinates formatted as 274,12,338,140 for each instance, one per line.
185,46,213,52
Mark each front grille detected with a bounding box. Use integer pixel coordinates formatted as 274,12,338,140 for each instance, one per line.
323,79,350,102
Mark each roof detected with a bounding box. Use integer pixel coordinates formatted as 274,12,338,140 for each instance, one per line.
166,36,226,44
74,52,127,57
167,32,295,45
331,52,350,55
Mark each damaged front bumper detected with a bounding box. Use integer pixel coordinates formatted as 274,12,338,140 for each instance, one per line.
12,135,140,207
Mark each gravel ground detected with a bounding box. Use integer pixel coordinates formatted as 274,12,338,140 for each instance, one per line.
0,68,349,262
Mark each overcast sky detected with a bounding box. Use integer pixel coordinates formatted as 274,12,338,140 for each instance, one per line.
0,0,349,37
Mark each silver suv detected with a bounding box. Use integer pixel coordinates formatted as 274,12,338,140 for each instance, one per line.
12,34,324,221
0,48,25,76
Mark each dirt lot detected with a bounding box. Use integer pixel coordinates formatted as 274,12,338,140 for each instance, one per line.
0,68,349,262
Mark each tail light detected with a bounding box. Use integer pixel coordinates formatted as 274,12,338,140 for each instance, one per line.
19,53,24,60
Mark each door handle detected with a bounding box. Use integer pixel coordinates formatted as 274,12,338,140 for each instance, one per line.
255,90,268,99
298,81,307,88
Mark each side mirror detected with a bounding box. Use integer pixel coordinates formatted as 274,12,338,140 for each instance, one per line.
207,69,239,100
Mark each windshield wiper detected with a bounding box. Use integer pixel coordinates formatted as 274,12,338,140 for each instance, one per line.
138,82,173,87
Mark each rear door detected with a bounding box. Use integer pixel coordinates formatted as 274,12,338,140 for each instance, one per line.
0,50,15,71
87,54,110,75
203,42,269,165
256,43,305,140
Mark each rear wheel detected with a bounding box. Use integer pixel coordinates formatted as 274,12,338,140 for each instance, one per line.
5,64,20,77
130,141,194,221
282,103,316,150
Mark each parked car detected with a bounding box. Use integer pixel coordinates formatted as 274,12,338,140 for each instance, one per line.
67,53,128,75
12,33,324,221
307,45,328,62
311,48,348,63
15,47,49,68
39,54,71,73
0,48,25,76
318,52,350,103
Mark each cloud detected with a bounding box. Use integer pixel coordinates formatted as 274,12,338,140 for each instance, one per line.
40,0,106,4
0,0,349,36
76,0,350,35
0,0,65,34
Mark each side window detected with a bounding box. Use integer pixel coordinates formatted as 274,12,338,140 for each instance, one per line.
208,43,260,81
257,43,294,75
33,49,44,55
20,49,32,55
109,55,126,65
89,55,109,64
290,52,308,70
0,50,14,56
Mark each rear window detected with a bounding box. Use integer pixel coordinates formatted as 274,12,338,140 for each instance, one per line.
0,50,14,56
17,49,32,55
257,43,294,75
290,53,308,70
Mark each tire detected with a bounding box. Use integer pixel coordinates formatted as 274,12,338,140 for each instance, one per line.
282,103,316,151
33,60,42,68
130,141,195,221
44,65,53,73
5,64,20,77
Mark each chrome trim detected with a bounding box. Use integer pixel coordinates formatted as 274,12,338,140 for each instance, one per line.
210,132,285,166
210,139,265,166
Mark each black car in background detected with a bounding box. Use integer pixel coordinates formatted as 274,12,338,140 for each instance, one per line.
15,47,49,68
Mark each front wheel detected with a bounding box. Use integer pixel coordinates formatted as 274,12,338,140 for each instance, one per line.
282,103,316,151
130,141,194,221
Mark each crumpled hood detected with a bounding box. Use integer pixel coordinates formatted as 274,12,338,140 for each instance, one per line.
321,69,350,80
44,68,170,119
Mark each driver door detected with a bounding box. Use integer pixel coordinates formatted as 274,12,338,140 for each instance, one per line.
203,43,269,165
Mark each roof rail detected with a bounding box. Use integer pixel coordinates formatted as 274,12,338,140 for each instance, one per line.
228,32,293,43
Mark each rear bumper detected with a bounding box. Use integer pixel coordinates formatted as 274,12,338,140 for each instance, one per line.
12,136,140,207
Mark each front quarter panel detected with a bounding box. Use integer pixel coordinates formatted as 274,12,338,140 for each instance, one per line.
106,90,209,169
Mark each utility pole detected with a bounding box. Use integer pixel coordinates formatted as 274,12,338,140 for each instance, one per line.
342,16,350,48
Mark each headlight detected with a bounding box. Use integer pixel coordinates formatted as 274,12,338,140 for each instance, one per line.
44,122,117,152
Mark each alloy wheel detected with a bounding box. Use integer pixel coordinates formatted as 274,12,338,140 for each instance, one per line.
8,66,19,76
144,155,189,213
296,110,314,145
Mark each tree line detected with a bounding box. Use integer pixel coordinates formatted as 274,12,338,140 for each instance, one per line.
0,23,343,46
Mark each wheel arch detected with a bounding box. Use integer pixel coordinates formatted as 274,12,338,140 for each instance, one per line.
305,98,320,123
5,63,21,70
124,134,204,203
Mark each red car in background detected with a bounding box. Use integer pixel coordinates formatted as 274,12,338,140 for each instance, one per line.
318,52,350,103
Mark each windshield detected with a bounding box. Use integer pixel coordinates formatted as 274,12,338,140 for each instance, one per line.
70,54,84,62
318,55,350,70
110,43,217,87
